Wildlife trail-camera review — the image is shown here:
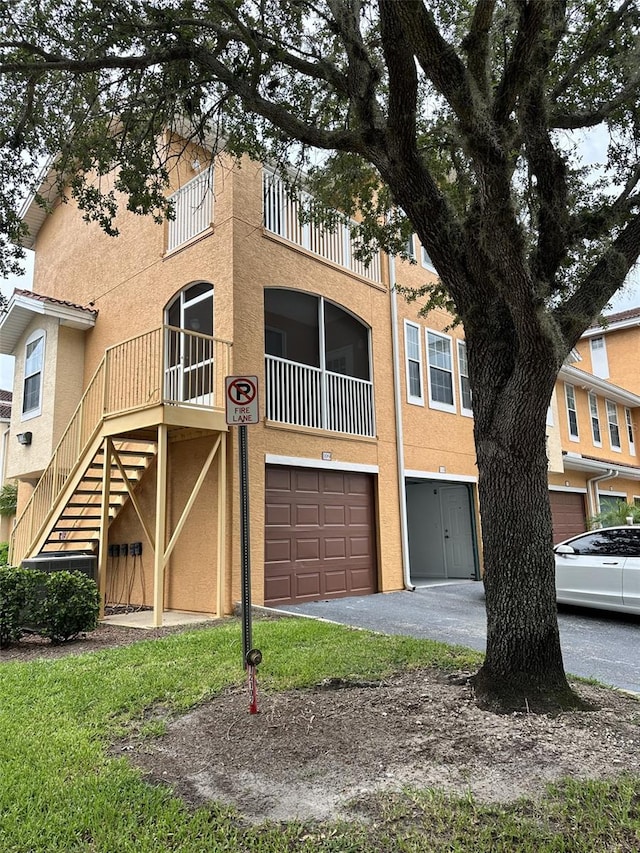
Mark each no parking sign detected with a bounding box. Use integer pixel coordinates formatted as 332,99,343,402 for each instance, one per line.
225,375,259,425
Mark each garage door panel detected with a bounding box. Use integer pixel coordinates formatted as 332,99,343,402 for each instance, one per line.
265,502,291,526
296,470,320,492
266,467,291,490
349,536,371,558
324,569,348,594
296,537,320,561
295,572,322,598
323,472,347,494
264,575,292,602
324,537,347,559
265,465,377,605
324,504,346,525
349,567,377,593
295,504,320,526
265,538,291,562
346,475,369,496
348,505,371,526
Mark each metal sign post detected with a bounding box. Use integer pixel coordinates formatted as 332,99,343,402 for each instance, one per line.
238,421,252,665
226,376,262,714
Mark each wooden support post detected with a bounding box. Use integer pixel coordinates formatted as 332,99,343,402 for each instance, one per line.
98,437,112,619
216,433,227,618
153,424,168,627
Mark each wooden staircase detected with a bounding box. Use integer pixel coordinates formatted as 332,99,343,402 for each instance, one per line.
39,440,157,554
10,325,232,568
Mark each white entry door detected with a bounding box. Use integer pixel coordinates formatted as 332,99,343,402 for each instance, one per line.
441,485,475,579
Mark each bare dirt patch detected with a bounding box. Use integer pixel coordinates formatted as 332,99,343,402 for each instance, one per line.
117,670,640,823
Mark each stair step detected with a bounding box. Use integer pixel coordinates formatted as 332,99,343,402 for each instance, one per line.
88,462,147,471
95,449,156,458
45,537,99,544
82,476,129,483
56,519,102,524
66,501,121,508
75,488,128,495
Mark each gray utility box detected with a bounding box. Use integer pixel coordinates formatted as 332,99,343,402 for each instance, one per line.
22,553,98,583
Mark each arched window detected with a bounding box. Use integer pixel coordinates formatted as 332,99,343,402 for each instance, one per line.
264,289,370,380
264,288,374,436
22,329,46,419
164,283,214,405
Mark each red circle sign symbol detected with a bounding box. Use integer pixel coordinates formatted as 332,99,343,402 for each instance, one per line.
228,377,257,405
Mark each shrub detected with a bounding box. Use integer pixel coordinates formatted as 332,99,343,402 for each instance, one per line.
34,571,100,643
0,541,9,567
588,501,640,529
0,566,40,648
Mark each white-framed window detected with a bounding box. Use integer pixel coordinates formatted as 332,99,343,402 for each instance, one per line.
625,407,636,456
421,245,436,272
457,340,472,417
606,399,621,451
564,383,579,441
404,321,424,405
22,329,45,420
588,392,602,447
405,234,416,261
590,336,609,379
426,329,456,413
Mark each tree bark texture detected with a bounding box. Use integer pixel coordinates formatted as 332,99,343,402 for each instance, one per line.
469,353,580,711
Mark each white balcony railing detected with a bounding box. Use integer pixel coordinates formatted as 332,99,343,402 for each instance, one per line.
263,169,382,283
167,168,214,252
265,355,375,437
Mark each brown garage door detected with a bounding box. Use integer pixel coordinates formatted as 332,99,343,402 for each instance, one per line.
549,491,586,544
264,465,378,605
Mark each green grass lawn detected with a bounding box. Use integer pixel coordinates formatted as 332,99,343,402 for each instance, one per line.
0,617,638,852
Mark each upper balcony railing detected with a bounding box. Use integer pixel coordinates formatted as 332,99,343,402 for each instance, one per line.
167,168,215,253
265,354,375,438
263,169,382,284
11,326,231,565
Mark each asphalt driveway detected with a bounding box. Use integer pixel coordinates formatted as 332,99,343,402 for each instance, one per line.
273,581,640,694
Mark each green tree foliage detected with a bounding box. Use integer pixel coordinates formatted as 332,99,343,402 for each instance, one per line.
0,482,17,517
1,1,639,708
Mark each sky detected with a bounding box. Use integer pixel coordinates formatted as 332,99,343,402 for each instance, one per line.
1,247,639,392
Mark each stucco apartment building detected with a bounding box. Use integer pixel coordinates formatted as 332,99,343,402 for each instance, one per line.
1,149,639,623
0,389,13,542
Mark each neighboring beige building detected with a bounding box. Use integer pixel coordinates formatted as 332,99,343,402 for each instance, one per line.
1,149,638,621
0,389,14,542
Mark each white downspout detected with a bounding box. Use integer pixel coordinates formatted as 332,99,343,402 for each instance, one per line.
586,469,618,519
388,254,415,590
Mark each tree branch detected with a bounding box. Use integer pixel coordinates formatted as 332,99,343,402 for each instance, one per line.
494,0,566,127
551,0,637,100
378,2,418,148
462,0,496,97
388,0,476,121
554,211,640,347
551,70,640,128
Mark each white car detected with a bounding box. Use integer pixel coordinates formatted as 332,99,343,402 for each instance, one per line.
554,526,640,615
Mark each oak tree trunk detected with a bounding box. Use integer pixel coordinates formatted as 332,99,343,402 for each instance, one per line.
470,355,583,712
